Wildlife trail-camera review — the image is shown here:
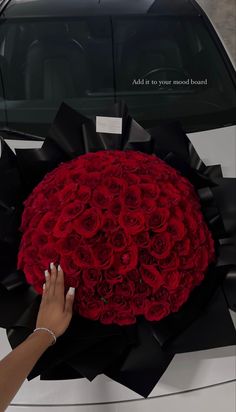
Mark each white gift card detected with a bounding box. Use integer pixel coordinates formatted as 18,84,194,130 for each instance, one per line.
96,116,122,134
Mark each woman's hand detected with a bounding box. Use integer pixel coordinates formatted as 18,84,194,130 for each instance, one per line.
36,263,75,338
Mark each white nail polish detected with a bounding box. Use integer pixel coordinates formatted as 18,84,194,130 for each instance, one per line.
43,283,46,290
44,270,49,278
50,262,54,270
68,287,75,296
58,264,62,272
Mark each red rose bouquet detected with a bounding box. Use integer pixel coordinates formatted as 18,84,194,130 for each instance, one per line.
18,150,215,325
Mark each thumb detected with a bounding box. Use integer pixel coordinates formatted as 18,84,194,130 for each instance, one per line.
65,287,75,315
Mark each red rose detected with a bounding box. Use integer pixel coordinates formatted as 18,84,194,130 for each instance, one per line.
64,274,81,289
103,213,119,232
115,311,136,326
70,170,83,183
140,198,156,214
157,195,169,207
56,232,83,255
139,248,156,265
33,193,49,211
116,245,138,274
134,281,151,297
140,183,160,199
38,212,57,235
175,237,190,256
21,245,39,265
176,179,193,196
97,281,113,299
74,208,102,238
86,230,107,246
77,185,91,202
191,271,204,287
28,211,46,229
158,252,179,271
39,244,59,267
104,268,123,285
162,182,181,203
110,198,123,216
114,280,135,297
103,165,123,179
93,244,113,269
140,264,163,290
79,299,104,321
74,244,95,268
172,206,184,221
123,185,141,210
77,285,93,301
110,229,130,251
105,176,127,196
59,254,81,275
80,172,101,189
47,193,61,211
151,232,172,259
179,270,194,289
149,208,169,232
123,173,140,186
111,295,131,312
53,219,73,238
134,231,150,248
144,300,170,321
164,271,181,291
132,295,145,315
167,218,186,241
185,213,198,234
58,182,78,202
180,254,196,270
154,286,170,302
92,187,111,209
24,264,44,284
31,232,48,249
61,201,85,222
127,269,140,282
82,268,101,288
119,211,145,234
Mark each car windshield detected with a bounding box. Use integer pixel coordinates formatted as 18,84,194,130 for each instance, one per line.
0,15,235,136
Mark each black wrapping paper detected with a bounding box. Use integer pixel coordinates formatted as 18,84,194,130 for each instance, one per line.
0,101,235,397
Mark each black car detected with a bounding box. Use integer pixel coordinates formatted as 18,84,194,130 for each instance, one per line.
0,0,235,138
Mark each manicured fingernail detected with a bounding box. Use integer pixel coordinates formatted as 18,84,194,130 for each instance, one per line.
44,270,49,278
58,264,62,272
68,287,75,296
43,283,46,290
50,262,54,270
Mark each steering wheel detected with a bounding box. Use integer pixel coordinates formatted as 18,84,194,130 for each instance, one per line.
143,67,189,80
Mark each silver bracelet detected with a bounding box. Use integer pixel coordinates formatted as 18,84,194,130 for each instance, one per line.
33,327,57,345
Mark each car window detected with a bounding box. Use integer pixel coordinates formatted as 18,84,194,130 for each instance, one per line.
0,15,235,136
112,16,236,131
0,17,115,136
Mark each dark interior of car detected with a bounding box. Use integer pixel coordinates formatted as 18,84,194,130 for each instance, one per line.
0,16,235,135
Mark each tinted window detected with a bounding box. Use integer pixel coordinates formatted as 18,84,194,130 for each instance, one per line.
113,16,236,130
0,18,114,136
0,15,235,136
